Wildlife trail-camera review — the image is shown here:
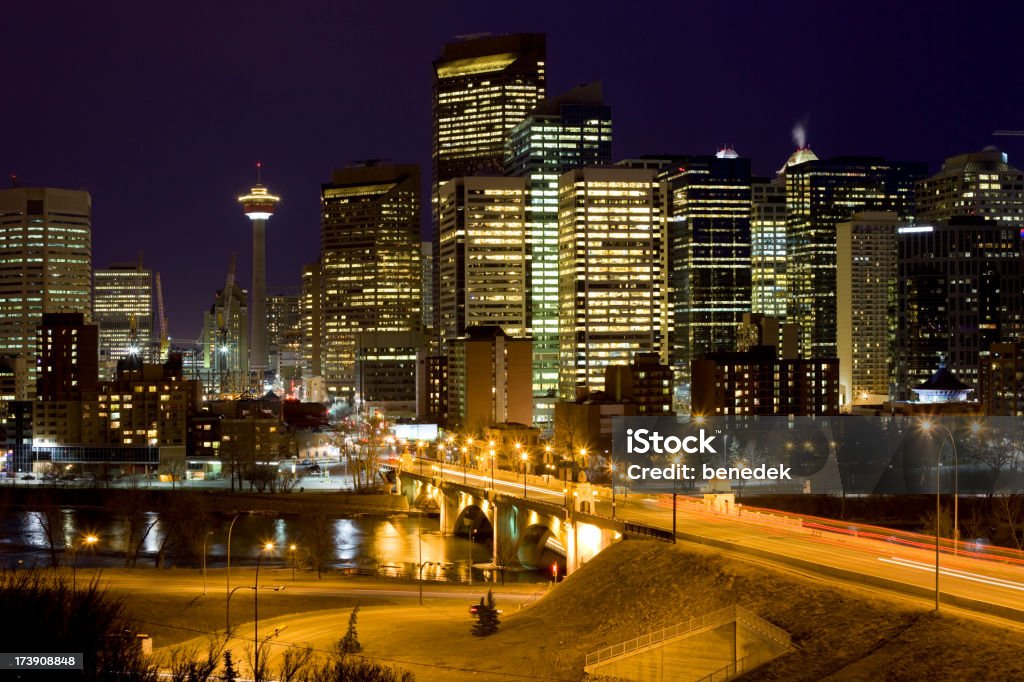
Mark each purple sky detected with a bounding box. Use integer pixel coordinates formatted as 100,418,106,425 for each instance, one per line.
5,1,1023,339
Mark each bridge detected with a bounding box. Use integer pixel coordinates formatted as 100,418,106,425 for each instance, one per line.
394,465,636,575
387,456,1024,621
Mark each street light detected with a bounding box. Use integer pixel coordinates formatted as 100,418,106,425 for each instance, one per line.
671,457,680,543
71,534,98,589
467,527,476,586
489,448,496,490
919,418,959,611
521,450,529,498
202,530,214,595
608,459,616,520
253,542,275,673
288,543,298,581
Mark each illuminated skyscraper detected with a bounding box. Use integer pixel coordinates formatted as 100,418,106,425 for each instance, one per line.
836,211,899,408
750,177,788,318
505,82,612,425
437,176,528,350
785,156,925,358
320,163,421,401
0,187,92,397
659,153,752,389
896,218,1024,398
201,282,248,397
431,33,546,330
557,168,666,399
266,291,302,381
94,261,154,380
238,167,279,381
916,147,1024,228
301,261,322,380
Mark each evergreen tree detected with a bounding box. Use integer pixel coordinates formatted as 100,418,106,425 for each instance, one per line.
339,604,362,654
222,649,238,681
471,589,500,637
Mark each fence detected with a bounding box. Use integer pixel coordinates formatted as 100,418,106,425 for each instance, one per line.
584,604,790,672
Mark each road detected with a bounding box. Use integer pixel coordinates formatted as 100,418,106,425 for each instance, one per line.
418,460,1024,620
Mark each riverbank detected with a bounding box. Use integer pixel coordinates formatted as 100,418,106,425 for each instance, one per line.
0,484,410,515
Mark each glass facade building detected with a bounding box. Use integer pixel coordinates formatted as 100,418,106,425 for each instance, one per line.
94,262,154,380
785,157,925,358
505,82,612,426
557,168,666,400
320,163,422,401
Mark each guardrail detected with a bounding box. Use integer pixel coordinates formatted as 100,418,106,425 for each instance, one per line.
518,583,551,611
584,604,790,671
623,521,674,542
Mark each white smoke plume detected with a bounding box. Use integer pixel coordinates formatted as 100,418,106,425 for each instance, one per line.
792,116,810,149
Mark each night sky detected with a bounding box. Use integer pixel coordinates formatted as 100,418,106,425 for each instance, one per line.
5,1,1023,339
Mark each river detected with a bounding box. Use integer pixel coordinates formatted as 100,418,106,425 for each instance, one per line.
0,509,550,583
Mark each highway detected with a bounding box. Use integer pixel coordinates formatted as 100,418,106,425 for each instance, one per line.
418,460,1024,620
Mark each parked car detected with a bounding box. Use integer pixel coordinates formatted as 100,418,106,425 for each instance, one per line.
20,474,35,481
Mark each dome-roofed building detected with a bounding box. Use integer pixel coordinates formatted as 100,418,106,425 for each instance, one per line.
778,146,819,174
916,147,1024,227
912,359,974,404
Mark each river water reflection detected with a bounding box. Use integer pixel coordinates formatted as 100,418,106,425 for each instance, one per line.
0,510,548,583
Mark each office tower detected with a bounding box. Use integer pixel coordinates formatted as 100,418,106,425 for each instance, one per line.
36,313,98,400
320,163,421,402
750,177,788,318
659,154,752,389
437,176,528,350
0,187,92,396
836,212,899,408
355,330,426,417
785,156,926,358
94,261,154,380
267,291,302,382
448,326,532,430
238,170,280,380
505,82,613,423
301,262,322,380
201,282,248,396
431,33,546,331
981,342,1024,416
558,167,666,400
420,242,434,331
737,313,799,359
896,217,1024,397
917,147,1024,227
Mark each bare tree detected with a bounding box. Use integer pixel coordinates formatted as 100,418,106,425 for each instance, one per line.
492,535,518,586
114,484,159,568
31,492,64,568
166,635,227,682
277,645,315,682
995,494,1024,550
300,508,336,579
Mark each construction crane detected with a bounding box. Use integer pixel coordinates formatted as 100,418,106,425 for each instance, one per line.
215,253,245,398
155,272,169,360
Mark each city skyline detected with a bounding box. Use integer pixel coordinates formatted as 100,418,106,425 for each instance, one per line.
5,2,1023,336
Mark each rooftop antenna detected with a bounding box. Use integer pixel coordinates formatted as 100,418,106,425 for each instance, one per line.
256,160,262,184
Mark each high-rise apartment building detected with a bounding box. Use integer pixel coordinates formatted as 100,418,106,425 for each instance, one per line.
320,163,421,401
448,326,532,430
917,148,1024,227
659,154,752,386
431,33,546,330
750,177,788,318
896,217,1024,397
94,262,154,380
836,211,899,408
0,187,92,396
36,313,98,401
420,242,434,331
505,82,613,424
267,291,302,381
438,176,528,350
301,262,322,380
785,157,925,358
557,167,666,399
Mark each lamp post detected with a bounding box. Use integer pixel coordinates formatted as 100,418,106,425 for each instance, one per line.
253,542,275,673
460,446,468,484
468,528,475,586
672,456,680,543
288,543,297,581
518,445,528,499
489,448,496,490
226,512,242,605
71,535,98,589
920,419,959,611
202,530,214,595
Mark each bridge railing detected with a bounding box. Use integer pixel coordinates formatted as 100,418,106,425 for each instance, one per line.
622,521,674,542
584,605,737,668
517,583,551,611
584,604,790,671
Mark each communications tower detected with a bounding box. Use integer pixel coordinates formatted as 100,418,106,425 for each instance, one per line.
238,163,279,383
